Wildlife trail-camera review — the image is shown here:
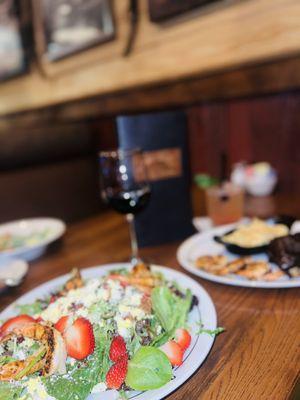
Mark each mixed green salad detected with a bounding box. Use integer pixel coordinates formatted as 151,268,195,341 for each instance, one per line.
0,229,51,252
0,264,199,400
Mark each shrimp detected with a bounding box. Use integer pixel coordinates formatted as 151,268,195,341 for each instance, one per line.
108,263,161,293
236,261,270,280
60,268,84,296
0,322,67,381
217,257,252,276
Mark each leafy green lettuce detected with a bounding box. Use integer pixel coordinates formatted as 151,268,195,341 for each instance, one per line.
126,346,172,390
0,382,24,400
43,328,112,400
197,323,225,337
151,286,192,346
16,301,44,316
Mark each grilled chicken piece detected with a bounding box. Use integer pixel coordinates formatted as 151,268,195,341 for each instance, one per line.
218,257,252,276
108,263,162,293
236,261,270,280
0,323,67,381
58,268,84,297
263,270,285,281
195,255,228,274
63,268,84,292
131,262,152,278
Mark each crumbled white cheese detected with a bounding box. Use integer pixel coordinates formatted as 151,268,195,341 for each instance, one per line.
115,315,133,339
91,382,107,393
23,377,55,400
38,278,106,323
118,304,145,320
36,274,150,344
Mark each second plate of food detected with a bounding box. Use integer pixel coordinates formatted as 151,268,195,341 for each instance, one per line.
177,222,300,289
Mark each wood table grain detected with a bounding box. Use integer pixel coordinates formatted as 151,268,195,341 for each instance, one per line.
1,198,300,400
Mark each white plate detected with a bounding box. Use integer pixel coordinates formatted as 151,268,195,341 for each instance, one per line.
0,218,66,261
177,225,300,289
0,263,217,400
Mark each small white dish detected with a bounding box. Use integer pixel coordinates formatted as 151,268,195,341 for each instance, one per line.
290,220,300,235
0,259,28,287
245,176,277,197
0,218,66,262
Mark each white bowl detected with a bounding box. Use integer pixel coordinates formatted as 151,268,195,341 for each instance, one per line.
245,177,277,196
0,218,66,262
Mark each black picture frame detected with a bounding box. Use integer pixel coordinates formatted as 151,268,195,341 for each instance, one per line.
35,0,115,62
0,0,30,82
149,0,218,22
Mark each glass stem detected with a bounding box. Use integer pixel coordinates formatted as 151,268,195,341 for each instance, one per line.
126,213,139,264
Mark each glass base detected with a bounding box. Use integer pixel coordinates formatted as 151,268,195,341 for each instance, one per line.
129,256,144,267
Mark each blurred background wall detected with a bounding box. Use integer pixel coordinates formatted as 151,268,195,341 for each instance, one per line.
0,0,299,223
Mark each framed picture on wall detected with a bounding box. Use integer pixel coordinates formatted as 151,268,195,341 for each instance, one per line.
149,0,218,22
0,0,29,82
33,0,115,62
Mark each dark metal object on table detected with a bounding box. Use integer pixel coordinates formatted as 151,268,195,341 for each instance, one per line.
273,214,297,229
214,215,296,256
214,229,269,256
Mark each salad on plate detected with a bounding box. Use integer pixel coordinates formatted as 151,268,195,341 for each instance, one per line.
0,263,207,400
0,229,52,252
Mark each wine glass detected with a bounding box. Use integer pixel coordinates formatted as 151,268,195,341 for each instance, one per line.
99,148,151,265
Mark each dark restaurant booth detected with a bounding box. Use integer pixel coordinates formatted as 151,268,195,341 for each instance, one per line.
0,1,299,399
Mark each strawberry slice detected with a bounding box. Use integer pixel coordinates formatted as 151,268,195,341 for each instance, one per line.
63,317,95,360
175,328,191,351
54,315,70,333
160,340,184,366
0,315,35,336
106,356,128,389
109,335,127,362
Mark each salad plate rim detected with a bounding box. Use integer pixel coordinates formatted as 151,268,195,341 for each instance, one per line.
0,262,217,400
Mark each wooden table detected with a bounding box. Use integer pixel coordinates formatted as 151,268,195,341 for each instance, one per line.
1,196,300,400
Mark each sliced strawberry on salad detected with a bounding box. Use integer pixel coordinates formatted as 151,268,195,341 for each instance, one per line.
55,316,95,360
0,314,35,336
175,328,191,351
106,356,128,389
109,335,127,362
54,315,70,333
160,328,191,365
160,340,184,366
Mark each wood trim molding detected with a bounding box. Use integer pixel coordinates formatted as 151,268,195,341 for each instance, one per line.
1,55,300,128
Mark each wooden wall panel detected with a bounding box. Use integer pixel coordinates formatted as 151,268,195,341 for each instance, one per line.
0,157,102,223
187,103,227,179
0,117,117,223
187,91,300,193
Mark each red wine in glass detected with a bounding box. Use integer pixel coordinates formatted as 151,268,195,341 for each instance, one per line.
105,187,151,215
99,149,151,265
